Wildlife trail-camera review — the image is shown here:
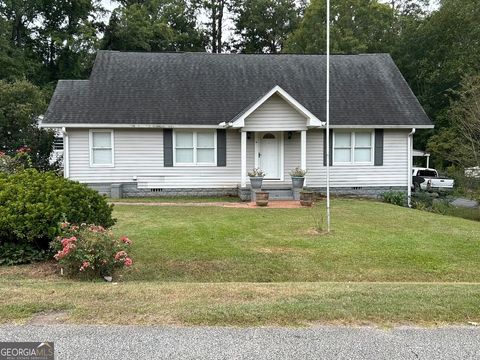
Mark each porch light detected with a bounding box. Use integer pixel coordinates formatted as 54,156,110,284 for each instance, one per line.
287,131,293,140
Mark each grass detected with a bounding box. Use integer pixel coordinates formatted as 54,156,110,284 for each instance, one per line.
1,198,480,326
111,199,480,282
1,278,479,326
444,206,480,222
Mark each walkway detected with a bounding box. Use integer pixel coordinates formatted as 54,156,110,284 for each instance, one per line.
111,200,306,208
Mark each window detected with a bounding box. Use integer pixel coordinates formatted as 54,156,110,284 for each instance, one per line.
90,130,114,167
333,131,373,165
174,131,216,166
53,136,64,150
417,169,437,177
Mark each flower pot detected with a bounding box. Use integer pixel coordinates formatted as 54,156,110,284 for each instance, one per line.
300,191,314,207
249,176,264,190
291,176,305,189
255,191,269,206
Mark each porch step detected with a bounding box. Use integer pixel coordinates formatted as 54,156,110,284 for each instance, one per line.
263,188,294,200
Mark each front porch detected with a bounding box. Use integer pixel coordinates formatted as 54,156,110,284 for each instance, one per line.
240,130,308,189
224,85,323,194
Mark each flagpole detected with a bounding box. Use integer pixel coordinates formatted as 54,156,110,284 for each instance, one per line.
326,0,331,232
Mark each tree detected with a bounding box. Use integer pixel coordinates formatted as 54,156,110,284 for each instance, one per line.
393,0,480,129
199,0,229,53
0,80,54,170
33,0,104,83
231,0,300,53
284,0,395,54
103,0,206,51
428,75,480,168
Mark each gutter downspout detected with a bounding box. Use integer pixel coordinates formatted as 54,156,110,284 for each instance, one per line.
407,128,416,207
62,127,69,178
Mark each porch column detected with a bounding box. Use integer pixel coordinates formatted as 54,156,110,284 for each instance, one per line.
241,131,247,188
300,130,307,171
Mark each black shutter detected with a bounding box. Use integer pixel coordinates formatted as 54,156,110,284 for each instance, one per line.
374,129,384,166
163,129,173,167
217,129,227,167
323,129,333,166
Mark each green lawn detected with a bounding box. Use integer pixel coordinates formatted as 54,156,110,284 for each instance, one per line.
112,199,480,282
1,198,480,326
1,279,479,326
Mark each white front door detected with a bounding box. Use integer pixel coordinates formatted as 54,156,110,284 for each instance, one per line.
258,132,282,179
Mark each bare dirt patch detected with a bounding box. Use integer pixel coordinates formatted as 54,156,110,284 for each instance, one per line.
28,310,69,325
0,261,58,279
304,228,330,236
254,247,313,255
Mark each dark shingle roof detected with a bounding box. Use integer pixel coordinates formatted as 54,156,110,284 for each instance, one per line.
43,51,432,127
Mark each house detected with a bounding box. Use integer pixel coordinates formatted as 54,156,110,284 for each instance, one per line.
41,51,433,199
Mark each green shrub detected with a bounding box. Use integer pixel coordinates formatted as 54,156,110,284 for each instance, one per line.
411,191,436,209
381,191,406,207
0,243,47,266
51,223,132,279
0,169,115,250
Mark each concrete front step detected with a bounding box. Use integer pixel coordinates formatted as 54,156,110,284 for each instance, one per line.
251,188,298,200
267,189,294,200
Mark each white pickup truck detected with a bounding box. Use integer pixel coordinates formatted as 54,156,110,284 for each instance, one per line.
412,167,455,192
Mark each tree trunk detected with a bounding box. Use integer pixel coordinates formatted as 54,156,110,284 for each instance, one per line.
211,1,218,53
216,0,224,53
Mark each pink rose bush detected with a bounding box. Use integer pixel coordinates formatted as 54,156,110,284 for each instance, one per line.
0,147,32,174
51,222,133,279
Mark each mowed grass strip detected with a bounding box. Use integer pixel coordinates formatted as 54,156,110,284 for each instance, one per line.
111,199,480,282
0,280,479,326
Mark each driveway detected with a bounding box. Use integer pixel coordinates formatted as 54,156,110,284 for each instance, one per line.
450,197,479,209
1,325,479,359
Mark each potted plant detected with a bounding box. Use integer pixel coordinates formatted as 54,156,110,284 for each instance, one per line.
300,188,314,207
248,168,266,189
255,191,269,206
290,167,308,189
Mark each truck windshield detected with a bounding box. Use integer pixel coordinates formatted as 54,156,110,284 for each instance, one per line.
417,170,437,177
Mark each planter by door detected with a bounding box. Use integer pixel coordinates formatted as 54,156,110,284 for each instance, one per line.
255,191,269,206
291,177,305,189
249,177,264,189
300,191,314,207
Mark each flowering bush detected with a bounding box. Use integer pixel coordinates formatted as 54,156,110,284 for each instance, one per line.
0,148,32,174
51,222,133,279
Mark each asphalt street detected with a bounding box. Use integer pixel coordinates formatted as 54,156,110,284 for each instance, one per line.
1,325,479,359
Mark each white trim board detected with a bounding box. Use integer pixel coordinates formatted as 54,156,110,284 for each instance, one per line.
41,123,433,130
41,123,222,129
228,85,324,129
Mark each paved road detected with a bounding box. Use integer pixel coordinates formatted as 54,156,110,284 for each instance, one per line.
1,325,479,359
451,197,479,209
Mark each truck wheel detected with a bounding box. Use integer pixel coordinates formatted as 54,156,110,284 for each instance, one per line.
413,183,420,192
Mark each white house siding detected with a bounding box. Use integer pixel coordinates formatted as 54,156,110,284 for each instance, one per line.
306,129,409,188
67,128,408,191
68,128,242,188
242,94,308,131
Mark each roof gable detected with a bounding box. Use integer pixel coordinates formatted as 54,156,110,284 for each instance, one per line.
229,85,323,128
